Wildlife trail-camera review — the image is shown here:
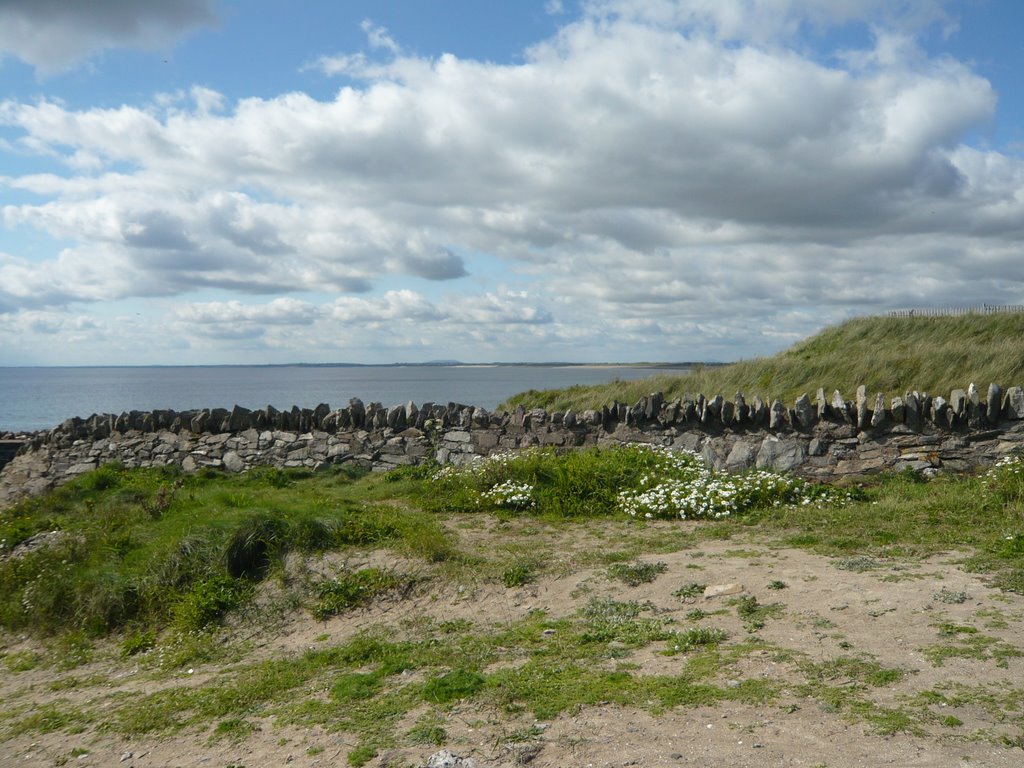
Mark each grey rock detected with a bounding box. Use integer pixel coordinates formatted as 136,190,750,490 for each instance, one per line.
704,583,745,598
720,399,735,426
752,396,767,426
870,393,886,428
222,451,245,473
701,441,728,471
816,387,829,419
756,436,807,472
905,391,921,431
988,383,1003,423
932,396,948,423
1005,387,1024,420
950,389,967,419
349,397,366,428
645,391,663,421
725,440,756,470
890,396,905,424
793,393,816,430
967,383,982,427
734,392,748,423
386,405,406,430
831,390,851,423
855,385,869,430
769,398,786,430
425,749,476,768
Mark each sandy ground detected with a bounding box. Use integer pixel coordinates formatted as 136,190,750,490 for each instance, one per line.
2,519,1024,768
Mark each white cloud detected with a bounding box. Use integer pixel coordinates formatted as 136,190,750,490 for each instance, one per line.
0,0,217,74
360,19,401,55
1,2,1023,363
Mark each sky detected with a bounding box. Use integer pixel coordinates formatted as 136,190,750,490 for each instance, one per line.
2,0,1024,366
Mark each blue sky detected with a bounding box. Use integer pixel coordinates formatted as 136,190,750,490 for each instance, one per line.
2,0,1024,365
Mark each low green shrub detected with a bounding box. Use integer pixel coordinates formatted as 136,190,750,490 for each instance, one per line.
173,576,248,633
312,568,400,620
429,444,849,520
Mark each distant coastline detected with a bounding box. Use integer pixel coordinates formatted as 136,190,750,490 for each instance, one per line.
0,361,719,370
0,363,702,433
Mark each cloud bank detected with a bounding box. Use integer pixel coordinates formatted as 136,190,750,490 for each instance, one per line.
0,0,217,73
1,0,1022,363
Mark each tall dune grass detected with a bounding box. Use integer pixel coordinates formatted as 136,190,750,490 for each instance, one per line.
501,313,1024,412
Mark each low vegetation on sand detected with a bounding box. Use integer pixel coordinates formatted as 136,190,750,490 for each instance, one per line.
500,312,1024,411
3,448,1024,765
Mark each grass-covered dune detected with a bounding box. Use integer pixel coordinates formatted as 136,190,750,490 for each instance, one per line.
501,312,1024,412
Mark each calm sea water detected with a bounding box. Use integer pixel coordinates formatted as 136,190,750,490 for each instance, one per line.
0,365,689,433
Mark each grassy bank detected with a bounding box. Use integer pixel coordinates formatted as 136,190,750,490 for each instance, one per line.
500,312,1024,411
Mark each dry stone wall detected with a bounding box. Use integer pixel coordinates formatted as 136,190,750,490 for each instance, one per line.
4,384,1024,506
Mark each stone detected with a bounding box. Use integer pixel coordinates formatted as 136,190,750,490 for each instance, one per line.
756,436,807,471
681,398,697,422
808,437,828,456
386,405,406,430
424,749,476,768
725,440,756,470
228,405,251,431
1005,387,1024,420
870,393,886,428
890,396,905,424
967,383,982,427
645,391,663,420
769,399,786,430
704,583,744,599
706,395,723,421
816,388,829,419
348,398,366,428
831,390,851,423
988,383,1003,423
905,391,921,431
222,451,245,473
701,441,728,471
752,396,767,426
660,399,680,424
734,392,748,423
793,393,815,430
932,396,948,424
950,389,967,419
855,385,869,430
720,399,735,426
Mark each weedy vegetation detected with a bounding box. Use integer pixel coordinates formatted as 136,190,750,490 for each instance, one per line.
4,426,1024,762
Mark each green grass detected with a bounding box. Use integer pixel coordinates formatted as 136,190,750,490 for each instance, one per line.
500,312,1024,410
6,451,1024,641
607,561,668,586
0,463,454,636
8,440,1024,755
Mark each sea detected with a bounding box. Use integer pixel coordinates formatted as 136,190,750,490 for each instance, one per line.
0,364,691,433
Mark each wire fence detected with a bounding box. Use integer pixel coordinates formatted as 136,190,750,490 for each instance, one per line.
887,305,1024,318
